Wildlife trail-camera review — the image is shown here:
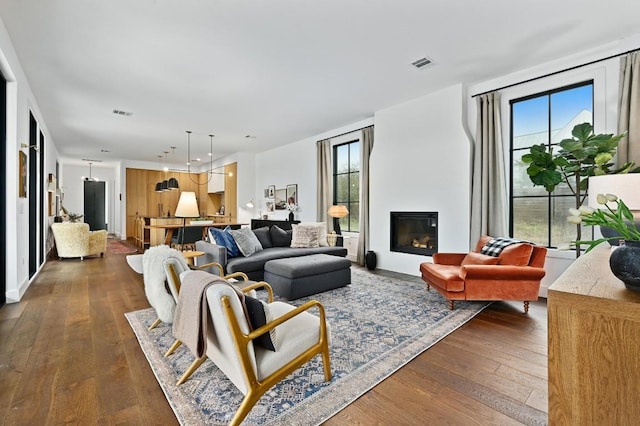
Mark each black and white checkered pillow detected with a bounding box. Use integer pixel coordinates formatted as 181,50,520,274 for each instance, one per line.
480,237,525,257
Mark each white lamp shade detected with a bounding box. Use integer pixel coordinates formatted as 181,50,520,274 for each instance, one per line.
174,191,200,218
588,174,640,210
327,205,349,218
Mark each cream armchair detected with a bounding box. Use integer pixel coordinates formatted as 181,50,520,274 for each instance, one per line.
51,222,107,260
172,270,331,426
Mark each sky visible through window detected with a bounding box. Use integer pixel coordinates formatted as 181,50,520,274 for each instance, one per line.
513,84,593,137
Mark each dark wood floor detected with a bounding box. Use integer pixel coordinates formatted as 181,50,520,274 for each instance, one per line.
0,241,548,425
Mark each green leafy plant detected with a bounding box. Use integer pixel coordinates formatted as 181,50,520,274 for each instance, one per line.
565,193,640,252
521,122,630,255
67,212,84,222
522,123,629,198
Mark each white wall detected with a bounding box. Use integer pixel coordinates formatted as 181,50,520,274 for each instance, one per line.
1,17,59,302
371,84,471,275
253,86,472,276
254,118,374,223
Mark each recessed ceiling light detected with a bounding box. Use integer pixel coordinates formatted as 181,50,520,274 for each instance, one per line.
245,135,256,139
411,57,433,69
113,109,133,116
100,149,111,153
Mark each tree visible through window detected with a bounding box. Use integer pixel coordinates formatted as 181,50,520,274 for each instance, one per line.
510,81,593,247
333,140,360,232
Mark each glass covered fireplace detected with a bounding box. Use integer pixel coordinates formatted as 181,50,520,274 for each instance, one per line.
390,211,438,256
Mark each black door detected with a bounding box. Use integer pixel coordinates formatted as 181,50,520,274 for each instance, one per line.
84,180,106,231
28,113,37,278
0,70,6,307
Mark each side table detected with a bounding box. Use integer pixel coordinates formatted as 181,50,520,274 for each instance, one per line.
181,250,205,266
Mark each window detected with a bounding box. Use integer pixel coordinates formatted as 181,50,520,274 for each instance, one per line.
510,81,593,247
333,140,360,232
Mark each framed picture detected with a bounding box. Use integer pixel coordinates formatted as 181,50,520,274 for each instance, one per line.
48,192,55,216
267,185,275,199
286,184,297,205
264,188,270,198
265,201,275,212
275,189,286,210
19,151,27,198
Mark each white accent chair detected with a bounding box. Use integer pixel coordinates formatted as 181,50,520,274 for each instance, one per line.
174,270,332,426
51,222,107,260
162,259,256,356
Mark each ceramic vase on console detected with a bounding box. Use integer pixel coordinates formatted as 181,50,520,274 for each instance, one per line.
288,211,294,222
609,240,640,290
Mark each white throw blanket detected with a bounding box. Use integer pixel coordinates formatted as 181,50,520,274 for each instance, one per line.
142,245,189,324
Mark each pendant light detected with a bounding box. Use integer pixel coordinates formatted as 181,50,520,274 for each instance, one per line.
186,131,224,185
168,146,180,190
155,155,167,192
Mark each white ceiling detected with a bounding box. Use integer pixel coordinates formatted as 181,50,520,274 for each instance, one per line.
0,0,639,167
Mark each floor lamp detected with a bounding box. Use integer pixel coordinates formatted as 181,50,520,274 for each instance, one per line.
174,191,200,250
327,205,349,247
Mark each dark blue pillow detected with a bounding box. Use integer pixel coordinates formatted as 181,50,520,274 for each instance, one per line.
210,226,240,257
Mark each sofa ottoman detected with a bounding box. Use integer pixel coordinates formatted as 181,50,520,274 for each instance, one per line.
264,254,351,299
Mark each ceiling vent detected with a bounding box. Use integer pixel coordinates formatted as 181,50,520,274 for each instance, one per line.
113,109,133,116
411,57,433,69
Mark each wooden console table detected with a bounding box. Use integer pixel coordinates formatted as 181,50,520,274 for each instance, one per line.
548,245,640,425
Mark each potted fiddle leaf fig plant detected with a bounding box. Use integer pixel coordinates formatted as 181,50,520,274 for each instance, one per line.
521,122,631,256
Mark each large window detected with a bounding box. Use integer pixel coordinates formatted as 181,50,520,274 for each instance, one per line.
333,140,360,232
510,81,593,247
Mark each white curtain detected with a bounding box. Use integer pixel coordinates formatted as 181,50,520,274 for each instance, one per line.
356,126,374,266
618,51,640,168
316,139,333,229
470,92,508,246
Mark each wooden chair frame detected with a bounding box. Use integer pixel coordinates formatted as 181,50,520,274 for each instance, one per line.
176,280,331,426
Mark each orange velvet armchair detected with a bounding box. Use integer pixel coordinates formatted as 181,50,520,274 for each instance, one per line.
419,236,547,313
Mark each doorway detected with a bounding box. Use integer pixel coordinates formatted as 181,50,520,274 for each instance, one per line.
84,180,107,231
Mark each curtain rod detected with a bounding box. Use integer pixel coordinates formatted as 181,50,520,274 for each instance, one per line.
472,46,640,98
318,124,373,143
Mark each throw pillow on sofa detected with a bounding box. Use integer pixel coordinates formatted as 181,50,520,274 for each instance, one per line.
230,227,263,257
252,226,273,248
290,224,320,248
498,243,534,266
270,225,293,247
299,222,329,246
461,252,501,266
209,226,240,257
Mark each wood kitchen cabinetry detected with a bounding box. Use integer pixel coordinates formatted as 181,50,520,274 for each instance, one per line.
126,164,238,239
548,245,640,425
207,166,225,193
203,162,237,223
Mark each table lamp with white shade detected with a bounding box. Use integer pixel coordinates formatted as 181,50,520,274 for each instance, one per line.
174,191,200,249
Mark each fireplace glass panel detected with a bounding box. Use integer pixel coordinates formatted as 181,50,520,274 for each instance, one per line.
390,212,438,256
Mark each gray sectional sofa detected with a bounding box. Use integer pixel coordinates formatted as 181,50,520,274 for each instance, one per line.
195,225,347,281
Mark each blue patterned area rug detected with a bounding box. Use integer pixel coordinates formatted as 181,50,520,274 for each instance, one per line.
125,268,490,425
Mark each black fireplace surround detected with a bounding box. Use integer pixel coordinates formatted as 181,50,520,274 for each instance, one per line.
390,211,438,256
